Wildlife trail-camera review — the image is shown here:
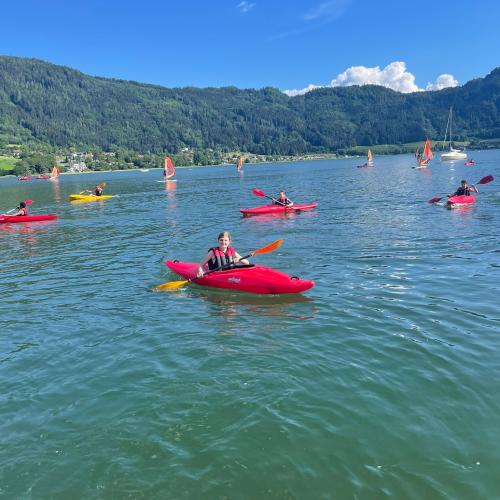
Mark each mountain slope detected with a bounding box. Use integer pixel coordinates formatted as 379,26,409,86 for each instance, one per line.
0,56,499,154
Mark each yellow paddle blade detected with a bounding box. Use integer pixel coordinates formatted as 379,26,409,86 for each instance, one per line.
153,279,189,291
253,238,283,255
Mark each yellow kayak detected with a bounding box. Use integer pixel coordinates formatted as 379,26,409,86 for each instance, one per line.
69,194,115,202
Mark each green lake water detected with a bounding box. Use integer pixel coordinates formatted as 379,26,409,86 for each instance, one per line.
1,151,499,498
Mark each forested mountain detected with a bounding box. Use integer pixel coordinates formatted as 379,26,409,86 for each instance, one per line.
0,56,499,155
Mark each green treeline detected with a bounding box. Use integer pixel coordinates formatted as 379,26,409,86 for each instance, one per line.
0,56,499,155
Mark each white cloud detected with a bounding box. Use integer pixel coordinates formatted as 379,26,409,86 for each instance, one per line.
284,84,321,97
237,1,256,13
426,73,459,91
331,62,419,93
283,62,459,96
303,0,350,22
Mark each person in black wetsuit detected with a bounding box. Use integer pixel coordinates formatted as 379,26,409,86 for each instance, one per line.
273,191,293,206
448,180,478,197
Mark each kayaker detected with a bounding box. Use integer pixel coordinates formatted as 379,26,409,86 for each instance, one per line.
197,231,251,277
273,191,293,207
448,180,478,197
13,201,28,216
95,185,103,196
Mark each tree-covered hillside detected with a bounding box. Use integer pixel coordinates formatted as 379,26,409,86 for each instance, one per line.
0,56,499,155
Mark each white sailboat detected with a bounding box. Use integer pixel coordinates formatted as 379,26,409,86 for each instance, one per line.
441,107,467,161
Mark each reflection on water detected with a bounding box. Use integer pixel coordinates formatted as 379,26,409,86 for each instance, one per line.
50,178,61,203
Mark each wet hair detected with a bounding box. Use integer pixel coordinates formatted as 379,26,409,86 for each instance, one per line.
461,179,467,184
19,202,26,208
217,231,231,241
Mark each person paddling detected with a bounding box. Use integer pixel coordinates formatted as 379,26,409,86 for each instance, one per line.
13,201,28,216
95,184,103,196
273,191,293,207
448,179,478,198
197,231,252,277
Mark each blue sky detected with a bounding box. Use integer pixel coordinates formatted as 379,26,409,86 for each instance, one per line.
1,0,499,93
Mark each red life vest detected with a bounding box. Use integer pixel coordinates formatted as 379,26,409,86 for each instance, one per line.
19,207,28,216
208,246,236,270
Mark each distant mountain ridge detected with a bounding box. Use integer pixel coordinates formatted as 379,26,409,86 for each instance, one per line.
0,56,499,154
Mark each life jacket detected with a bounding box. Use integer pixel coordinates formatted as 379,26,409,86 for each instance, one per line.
455,186,471,196
274,197,291,206
208,246,236,270
19,207,28,216
95,188,102,196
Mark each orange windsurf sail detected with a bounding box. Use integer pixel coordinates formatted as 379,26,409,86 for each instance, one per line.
237,156,244,171
164,156,176,179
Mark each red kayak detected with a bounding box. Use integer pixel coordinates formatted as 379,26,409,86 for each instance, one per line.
446,195,476,207
240,203,317,216
36,175,51,179
0,214,59,223
464,160,475,166
18,176,32,181
165,260,314,294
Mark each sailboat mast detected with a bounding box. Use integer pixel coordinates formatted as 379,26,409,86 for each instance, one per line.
442,108,451,151
449,107,453,149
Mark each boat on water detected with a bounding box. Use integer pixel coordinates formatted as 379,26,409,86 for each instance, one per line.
240,203,317,216
68,194,115,202
465,160,475,166
18,176,32,181
36,175,50,180
357,149,374,168
0,214,59,223
165,261,315,295
414,138,433,168
163,156,176,180
441,107,467,161
446,195,476,208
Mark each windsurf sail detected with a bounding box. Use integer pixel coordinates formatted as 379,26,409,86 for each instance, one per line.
164,156,176,179
50,166,60,178
418,138,433,166
237,156,244,171
367,149,373,165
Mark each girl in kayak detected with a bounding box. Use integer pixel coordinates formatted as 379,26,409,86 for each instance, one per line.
273,191,293,207
197,231,251,277
95,185,103,196
448,180,478,197
13,201,28,216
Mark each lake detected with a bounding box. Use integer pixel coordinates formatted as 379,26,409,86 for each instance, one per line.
1,150,499,498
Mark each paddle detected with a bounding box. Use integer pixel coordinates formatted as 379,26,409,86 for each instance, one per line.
428,175,494,204
154,239,284,291
3,199,34,215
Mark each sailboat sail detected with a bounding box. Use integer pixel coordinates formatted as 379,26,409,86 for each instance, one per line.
441,107,467,160
418,138,433,166
237,156,244,171
164,156,176,179
367,149,373,165
50,166,59,179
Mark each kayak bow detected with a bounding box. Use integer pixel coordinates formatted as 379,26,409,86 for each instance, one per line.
446,195,476,207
